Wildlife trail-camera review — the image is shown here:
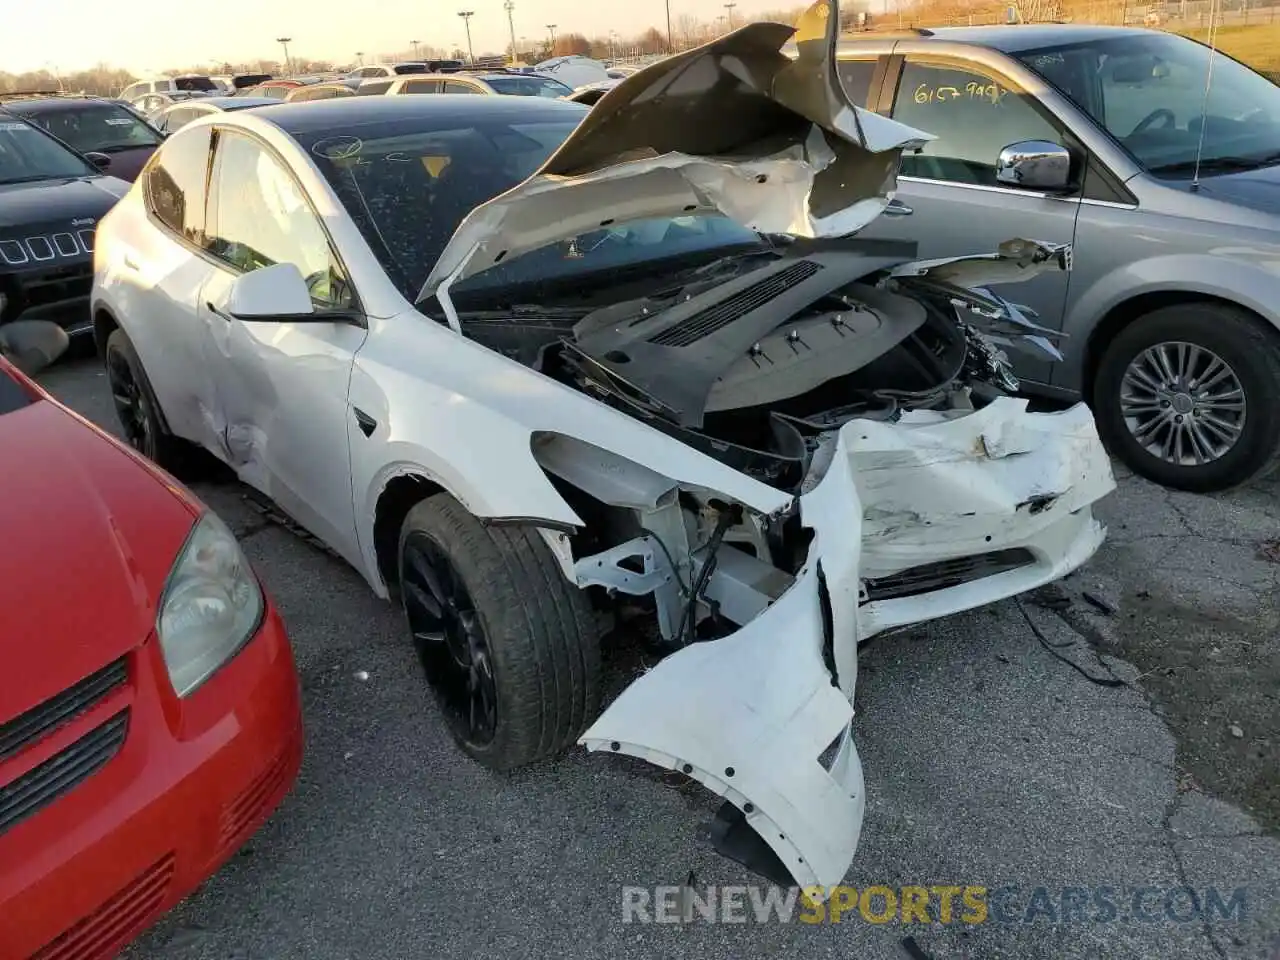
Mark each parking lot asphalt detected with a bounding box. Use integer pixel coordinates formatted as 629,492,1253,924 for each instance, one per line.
40,355,1280,960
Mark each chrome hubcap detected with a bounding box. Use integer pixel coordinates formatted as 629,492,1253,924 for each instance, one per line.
1119,340,1246,466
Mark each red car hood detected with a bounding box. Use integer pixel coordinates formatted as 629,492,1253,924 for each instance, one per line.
0,366,199,723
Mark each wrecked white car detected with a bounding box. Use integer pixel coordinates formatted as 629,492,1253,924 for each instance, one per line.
90,0,1114,892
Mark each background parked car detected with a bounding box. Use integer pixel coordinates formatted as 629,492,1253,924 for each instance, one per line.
382,71,574,98
0,326,303,960
147,96,279,134
564,78,621,105
345,62,430,80
1,93,164,181
118,75,219,105
130,90,211,116
284,81,359,102
840,24,1280,491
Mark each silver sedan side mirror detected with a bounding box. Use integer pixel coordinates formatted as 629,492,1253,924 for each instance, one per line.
995,140,1073,191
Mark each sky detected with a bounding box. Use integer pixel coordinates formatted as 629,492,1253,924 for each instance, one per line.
1,0,799,76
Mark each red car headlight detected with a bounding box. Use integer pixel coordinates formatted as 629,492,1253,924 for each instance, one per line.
156,511,264,697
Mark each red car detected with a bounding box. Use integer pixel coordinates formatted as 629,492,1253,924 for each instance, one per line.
0,323,303,960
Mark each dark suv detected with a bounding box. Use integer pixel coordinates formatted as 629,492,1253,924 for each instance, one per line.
0,113,128,337
2,94,164,181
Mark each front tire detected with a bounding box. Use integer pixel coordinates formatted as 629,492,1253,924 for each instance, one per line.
1092,303,1280,492
398,494,602,771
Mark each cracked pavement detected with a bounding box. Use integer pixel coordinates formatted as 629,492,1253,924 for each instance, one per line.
38,357,1280,960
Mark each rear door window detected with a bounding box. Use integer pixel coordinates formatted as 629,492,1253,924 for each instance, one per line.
442,81,481,94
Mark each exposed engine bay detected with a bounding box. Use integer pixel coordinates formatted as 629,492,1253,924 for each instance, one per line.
457,238,1072,494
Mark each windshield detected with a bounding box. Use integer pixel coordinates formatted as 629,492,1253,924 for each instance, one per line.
14,103,162,153
0,119,97,184
1017,33,1280,176
300,116,761,303
485,75,574,98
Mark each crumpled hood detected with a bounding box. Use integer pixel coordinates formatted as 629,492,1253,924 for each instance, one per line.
420,0,932,304
0,369,197,725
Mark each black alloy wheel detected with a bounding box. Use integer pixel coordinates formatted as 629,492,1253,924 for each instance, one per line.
401,532,499,745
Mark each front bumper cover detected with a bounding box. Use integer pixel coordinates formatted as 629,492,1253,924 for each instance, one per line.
579,396,1115,894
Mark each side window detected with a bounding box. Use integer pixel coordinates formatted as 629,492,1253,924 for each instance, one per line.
442,81,480,94
205,131,353,311
164,107,203,132
402,80,442,94
836,58,877,108
144,124,213,242
356,80,393,96
890,59,1065,186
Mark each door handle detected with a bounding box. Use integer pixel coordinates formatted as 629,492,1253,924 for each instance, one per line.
205,301,232,321
122,253,140,271
884,200,913,216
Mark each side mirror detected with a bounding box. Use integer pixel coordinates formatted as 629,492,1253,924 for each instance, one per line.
226,262,316,320
85,151,112,170
995,140,1073,192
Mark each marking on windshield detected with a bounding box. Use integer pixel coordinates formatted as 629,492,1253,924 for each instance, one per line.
312,135,363,159
0,122,32,131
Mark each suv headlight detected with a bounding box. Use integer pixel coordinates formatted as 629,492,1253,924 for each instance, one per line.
157,511,264,697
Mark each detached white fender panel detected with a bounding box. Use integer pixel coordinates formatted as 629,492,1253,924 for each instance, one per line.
580,566,865,893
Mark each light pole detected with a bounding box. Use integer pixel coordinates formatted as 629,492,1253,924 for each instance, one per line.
411,39,420,59
723,3,736,29
504,0,517,64
546,23,557,55
356,51,364,65
458,11,475,65
665,0,674,53
276,37,292,75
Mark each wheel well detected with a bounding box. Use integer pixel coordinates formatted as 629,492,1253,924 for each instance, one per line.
373,474,444,599
1083,292,1275,401
92,309,119,361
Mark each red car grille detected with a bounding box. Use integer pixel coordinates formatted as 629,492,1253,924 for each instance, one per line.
218,736,298,851
0,657,127,763
30,853,175,960
0,710,130,837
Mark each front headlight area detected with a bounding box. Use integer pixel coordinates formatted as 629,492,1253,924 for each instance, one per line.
531,433,810,655
157,511,264,697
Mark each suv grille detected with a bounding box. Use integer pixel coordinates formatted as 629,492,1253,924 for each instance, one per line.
0,656,127,762
0,711,130,836
0,230,94,266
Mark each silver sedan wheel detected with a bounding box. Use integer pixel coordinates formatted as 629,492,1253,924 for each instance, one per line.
1119,340,1247,466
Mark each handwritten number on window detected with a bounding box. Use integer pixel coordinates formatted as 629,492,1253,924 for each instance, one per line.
913,80,1007,105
